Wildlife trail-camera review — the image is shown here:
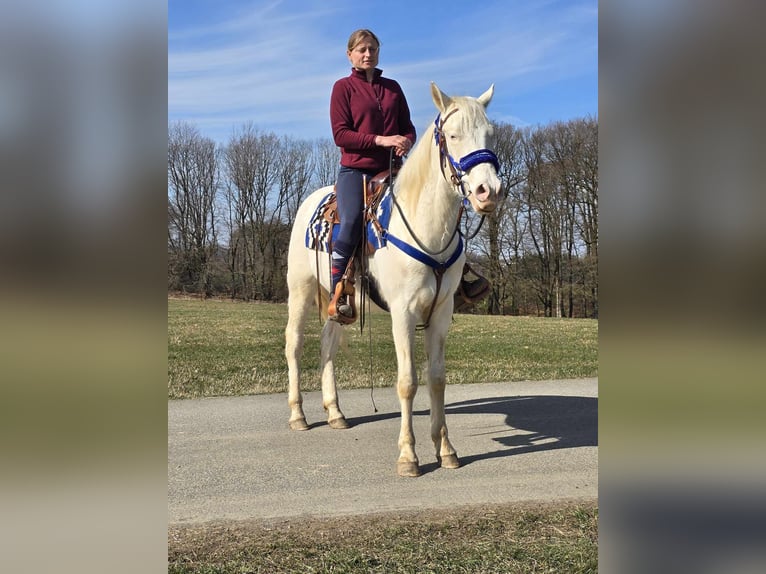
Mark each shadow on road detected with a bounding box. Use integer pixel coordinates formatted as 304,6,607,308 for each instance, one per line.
445,395,597,467
342,395,597,471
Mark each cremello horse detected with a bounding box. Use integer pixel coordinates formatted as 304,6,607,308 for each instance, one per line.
285,83,501,477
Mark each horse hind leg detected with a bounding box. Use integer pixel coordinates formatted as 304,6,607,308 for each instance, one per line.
285,272,314,431
319,319,349,429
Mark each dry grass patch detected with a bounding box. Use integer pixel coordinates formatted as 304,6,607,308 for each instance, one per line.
169,500,597,573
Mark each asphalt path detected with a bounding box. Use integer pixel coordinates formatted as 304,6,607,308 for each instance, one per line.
168,378,597,524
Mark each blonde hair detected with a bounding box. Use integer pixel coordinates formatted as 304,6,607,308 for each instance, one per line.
347,29,380,51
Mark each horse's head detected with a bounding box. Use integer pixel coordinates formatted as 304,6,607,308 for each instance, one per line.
431,82,502,215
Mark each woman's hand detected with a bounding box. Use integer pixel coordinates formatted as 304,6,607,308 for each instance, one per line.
375,134,412,156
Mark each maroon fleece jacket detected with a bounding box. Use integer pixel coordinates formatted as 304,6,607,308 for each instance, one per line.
330,67,417,171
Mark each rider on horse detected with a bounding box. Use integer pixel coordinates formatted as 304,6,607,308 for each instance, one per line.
328,29,487,323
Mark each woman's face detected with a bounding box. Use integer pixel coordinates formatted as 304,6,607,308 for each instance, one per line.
347,38,379,72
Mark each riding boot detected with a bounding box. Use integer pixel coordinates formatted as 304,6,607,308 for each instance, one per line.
454,263,491,312
328,252,356,323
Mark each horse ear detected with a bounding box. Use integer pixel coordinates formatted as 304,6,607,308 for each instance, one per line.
430,82,452,113
477,84,494,108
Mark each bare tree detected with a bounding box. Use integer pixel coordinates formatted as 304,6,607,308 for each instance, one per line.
514,119,599,318
167,121,218,295
548,121,580,317
575,117,599,318
280,137,316,227
222,124,287,300
475,122,526,314
521,126,567,317
268,136,317,298
168,117,596,313
222,123,258,299
222,131,338,300
545,118,599,317
312,138,340,191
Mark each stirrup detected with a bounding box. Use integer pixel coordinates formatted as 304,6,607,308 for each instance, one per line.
453,265,490,312
328,279,357,324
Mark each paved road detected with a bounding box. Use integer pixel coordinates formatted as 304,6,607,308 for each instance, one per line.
168,378,597,524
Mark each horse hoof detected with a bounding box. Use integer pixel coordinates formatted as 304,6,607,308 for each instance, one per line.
289,418,309,431
439,454,460,469
328,417,349,429
397,461,421,477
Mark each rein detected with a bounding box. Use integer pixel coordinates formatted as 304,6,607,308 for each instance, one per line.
390,188,463,257
459,203,487,241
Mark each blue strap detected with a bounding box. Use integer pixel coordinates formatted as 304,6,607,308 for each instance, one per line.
458,149,500,173
384,232,463,271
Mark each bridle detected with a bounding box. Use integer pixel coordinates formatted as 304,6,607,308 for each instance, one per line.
433,108,501,199
387,106,501,258
433,107,499,241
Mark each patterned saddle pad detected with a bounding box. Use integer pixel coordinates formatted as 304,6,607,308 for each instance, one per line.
305,188,394,253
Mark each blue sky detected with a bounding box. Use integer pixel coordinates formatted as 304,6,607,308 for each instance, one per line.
169,0,597,144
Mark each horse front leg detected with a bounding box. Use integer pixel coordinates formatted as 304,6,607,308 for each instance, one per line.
425,306,459,468
319,319,349,429
391,311,420,477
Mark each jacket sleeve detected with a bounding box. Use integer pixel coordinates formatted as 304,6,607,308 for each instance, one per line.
330,80,377,150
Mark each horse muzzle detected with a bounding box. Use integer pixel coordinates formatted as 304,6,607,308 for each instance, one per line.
466,181,501,214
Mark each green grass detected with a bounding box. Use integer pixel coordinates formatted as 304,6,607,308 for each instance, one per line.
168,501,597,574
168,297,597,399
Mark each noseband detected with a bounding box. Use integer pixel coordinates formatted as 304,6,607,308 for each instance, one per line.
433,109,500,197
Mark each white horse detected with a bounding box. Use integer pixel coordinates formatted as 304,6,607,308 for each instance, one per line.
285,83,501,477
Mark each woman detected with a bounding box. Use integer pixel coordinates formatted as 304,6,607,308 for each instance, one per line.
327,29,416,321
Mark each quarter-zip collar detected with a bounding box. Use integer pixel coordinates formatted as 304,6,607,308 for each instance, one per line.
350,67,383,84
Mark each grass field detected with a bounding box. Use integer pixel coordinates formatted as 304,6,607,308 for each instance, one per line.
168,501,598,574
168,297,598,399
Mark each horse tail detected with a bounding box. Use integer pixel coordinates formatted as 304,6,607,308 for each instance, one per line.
315,287,329,323
314,283,349,352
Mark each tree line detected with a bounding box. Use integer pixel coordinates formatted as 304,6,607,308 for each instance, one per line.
168,116,597,317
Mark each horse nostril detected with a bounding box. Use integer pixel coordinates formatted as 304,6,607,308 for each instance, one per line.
475,184,490,202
